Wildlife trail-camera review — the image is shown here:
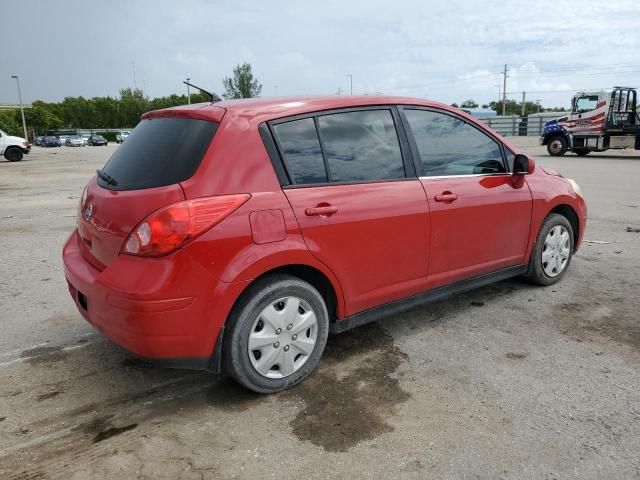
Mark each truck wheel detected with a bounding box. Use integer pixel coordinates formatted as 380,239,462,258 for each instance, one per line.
547,136,567,156
574,149,590,156
4,147,23,162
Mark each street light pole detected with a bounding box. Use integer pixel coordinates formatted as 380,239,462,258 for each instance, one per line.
186,78,191,104
346,74,353,95
11,75,28,141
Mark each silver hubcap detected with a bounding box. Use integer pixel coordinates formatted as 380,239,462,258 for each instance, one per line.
542,225,570,277
549,139,563,154
248,296,318,379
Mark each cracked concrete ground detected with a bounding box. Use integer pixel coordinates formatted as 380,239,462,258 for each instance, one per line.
0,138,639,479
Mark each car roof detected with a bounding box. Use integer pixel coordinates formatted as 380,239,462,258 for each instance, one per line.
143,95,460,124
140,95,518,152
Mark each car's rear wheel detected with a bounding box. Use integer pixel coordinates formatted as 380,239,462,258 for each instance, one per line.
525,213,574,286
4,147,23,162
547,136,567,156
223,274,329,393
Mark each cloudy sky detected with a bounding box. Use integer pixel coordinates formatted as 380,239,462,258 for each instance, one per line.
2,0,639,108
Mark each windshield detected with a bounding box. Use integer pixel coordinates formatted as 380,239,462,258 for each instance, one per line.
98,117,218,191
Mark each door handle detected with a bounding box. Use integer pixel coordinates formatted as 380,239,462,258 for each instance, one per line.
305,205,338,216
434,192,458,203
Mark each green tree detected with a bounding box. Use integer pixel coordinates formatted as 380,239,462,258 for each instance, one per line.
24,102,63,133
0,110,21,136
488,99,544,116
7,86,222,134
222,63,262,99
60,96,96,128
460,99,479,108
117,88,148,127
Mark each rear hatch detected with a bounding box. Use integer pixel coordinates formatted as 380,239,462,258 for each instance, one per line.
77,116,219,269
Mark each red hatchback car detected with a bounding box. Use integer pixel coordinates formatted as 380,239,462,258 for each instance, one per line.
63,96,587,393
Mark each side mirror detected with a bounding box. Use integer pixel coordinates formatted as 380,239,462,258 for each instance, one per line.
513,154,533,175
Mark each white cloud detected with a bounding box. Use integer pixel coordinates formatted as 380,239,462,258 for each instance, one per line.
2,0,639,108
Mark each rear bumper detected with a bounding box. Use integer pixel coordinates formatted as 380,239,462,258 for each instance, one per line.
62,230,245,371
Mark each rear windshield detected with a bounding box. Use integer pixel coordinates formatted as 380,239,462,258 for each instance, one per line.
98,117,218,190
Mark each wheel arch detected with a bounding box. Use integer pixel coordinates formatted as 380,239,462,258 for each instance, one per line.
542,131,567,146
210,263,342,375
549,204,580,249
234,264,340,323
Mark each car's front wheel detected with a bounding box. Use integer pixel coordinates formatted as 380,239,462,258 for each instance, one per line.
223,274,329,393
525,213,574,286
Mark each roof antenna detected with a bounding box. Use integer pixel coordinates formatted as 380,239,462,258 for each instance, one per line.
182,80,215,103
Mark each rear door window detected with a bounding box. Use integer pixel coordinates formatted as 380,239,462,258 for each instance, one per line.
99,117,217,190
273,118,327,184
317,109,405,182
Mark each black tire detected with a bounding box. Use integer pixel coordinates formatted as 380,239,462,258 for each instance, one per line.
525,213,574,286
4,147,23,162
547,136,567,156
223,274,329,393
574,149,590,156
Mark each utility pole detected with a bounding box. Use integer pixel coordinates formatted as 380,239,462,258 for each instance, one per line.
337,87,343,96
10,75,28,141
131,62,137,90
346,74,353,95
501,64,508,116
521,91,526,116
274,85,278,96
536,100,541,113
186,78,191,104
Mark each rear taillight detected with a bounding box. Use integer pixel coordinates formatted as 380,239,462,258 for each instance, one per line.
122,194,250,257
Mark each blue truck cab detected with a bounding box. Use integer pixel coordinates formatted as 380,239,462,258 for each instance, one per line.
540,116,570,155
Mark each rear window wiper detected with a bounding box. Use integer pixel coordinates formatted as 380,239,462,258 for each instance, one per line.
96,169,118,186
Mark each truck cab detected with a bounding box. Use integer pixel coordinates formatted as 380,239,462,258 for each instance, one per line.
541,87,640,156
0,128,30,162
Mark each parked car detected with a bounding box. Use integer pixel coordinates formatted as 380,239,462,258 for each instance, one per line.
115,130,131,144
63,96,587,393
0,128,30,161
34,136,44,146
80,134,90,146
42,136,61,147
66,135,85,147
87,134,108,146
58,135,70,146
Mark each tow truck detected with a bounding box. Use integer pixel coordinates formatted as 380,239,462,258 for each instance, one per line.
541,87,640,156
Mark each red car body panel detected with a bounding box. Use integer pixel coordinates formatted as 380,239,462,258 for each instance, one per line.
62,96,587,368
284,181,429,316
420,174,533,289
